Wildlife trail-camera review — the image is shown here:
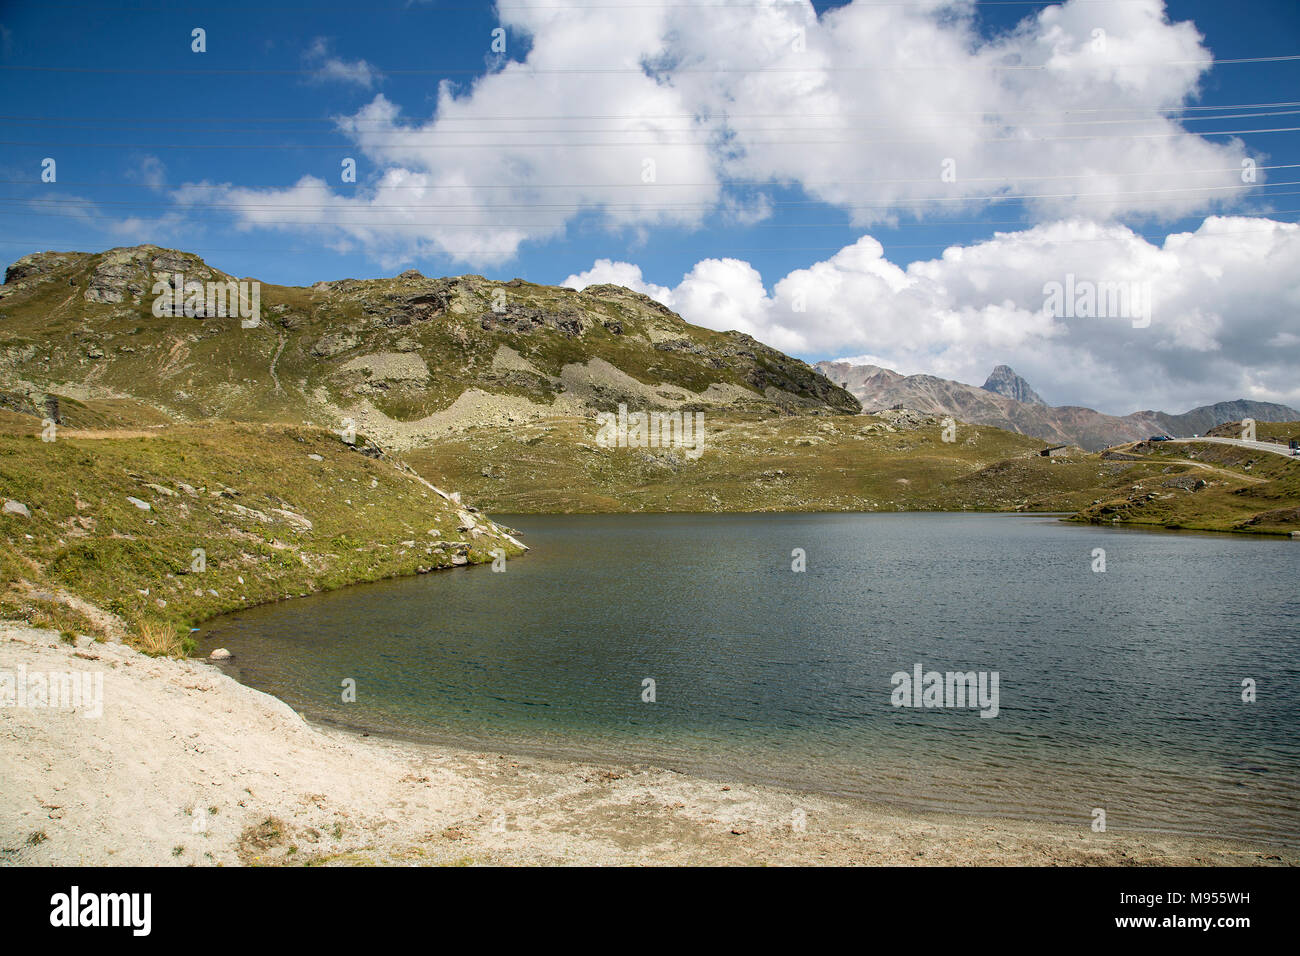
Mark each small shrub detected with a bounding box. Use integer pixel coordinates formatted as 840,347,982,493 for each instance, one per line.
240,817,287,853
131,620,184,657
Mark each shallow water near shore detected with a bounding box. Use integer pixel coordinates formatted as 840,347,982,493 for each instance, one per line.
200,513,1300,846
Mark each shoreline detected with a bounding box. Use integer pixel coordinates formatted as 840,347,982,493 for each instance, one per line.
211,639,1297,853
266,700,1300,854
3,624,1293,867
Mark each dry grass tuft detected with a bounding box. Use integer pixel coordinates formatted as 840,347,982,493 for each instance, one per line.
130,619,186,657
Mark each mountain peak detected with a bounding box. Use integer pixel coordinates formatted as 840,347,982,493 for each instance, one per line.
981,365,1046,406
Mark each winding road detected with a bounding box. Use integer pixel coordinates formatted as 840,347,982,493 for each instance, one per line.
1167,436,1300,460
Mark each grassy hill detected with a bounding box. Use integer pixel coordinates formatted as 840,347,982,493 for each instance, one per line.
1069,431,1300,535
407,409,1158,514
0,245,858,442
0,409,526,651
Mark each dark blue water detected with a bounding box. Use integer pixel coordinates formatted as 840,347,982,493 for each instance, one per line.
199,513,1300,845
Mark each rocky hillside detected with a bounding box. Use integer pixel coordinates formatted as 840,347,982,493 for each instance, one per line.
818,360,1300,451
1071,431,1300,535
1157,402,1300,441
1205,419,1300,445
0,409,527,646
0,245,857,450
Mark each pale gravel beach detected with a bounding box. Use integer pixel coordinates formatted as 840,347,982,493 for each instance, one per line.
1,623,1293,867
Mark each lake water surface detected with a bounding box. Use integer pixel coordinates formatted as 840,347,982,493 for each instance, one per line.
199,513,1300,845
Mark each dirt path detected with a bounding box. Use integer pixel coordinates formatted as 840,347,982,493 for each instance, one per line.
1162,458,1269,483
269,333,286,393
55,428,168,440
1106,444,1269,483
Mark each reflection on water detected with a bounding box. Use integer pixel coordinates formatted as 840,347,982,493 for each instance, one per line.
200,513,1300,845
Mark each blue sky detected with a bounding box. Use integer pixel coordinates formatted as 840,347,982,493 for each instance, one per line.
2,0,1298,413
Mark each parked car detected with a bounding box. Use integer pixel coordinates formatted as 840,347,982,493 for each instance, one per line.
1148,435,1174,441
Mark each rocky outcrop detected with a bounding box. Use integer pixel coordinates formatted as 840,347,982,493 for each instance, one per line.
312,331,361,357
3,500,31,518
981,365,1046,405
83,245,231,306
4,251,85,286
478,304,590,337
0,251,90,301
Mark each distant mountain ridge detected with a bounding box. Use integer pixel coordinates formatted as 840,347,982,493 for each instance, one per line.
816,360,1300,451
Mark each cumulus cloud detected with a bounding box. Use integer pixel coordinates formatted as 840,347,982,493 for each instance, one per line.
304,37,378,88
565,216,1300,415
207,0,1262,264
562,259,676,302
678,0,1244,225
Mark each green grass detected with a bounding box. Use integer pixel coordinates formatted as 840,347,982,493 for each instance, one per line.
407,413,1171,514
0,412,526,644
1068,436,1300,535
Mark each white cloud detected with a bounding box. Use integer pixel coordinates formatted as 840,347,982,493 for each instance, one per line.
566,216,1300,415
304,37,378,88
125,155,166,191
205,0,1261,265
562,260,676,302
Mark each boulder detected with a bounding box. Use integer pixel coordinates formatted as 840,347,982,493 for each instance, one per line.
311,331,360,357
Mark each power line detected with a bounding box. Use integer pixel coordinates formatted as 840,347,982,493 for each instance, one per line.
10,182,1298,219
7,101,1300,123
8,109,1300,135
7,166,1297,192
0,220,1295,260
21,1,1204,9
2,54,1297,76
8,181,1297,213
7,125,1300,149
9,207,1298,230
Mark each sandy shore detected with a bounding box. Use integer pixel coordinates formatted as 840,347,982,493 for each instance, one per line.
1,623,1292,867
